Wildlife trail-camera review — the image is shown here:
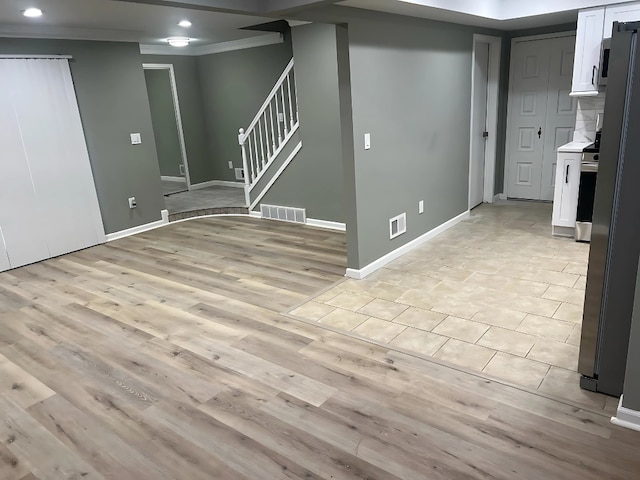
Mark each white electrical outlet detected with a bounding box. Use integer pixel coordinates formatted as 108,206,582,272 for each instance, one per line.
364,133,371,150
128,197,137,209
179,164,185,176
228,161,234,169
419,200,424,214
130,133,142,145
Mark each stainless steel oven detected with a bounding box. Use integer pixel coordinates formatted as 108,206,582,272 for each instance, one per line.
575,150,599,242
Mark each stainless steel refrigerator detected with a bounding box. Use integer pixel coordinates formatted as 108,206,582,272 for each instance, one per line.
579,21,640,396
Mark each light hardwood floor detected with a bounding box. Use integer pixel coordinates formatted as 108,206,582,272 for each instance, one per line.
0,216,639,479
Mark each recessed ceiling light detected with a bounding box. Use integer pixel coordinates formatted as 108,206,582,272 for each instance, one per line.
167,37,190,47
22,7,43,17
178,20,192,28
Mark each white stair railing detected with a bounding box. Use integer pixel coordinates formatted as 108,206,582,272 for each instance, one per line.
238,58,299,206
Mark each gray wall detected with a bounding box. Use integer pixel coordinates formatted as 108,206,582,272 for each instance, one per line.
196,36,294,182
623,258,640,411
142,54,214,184
0,38,164,234
344,15,485,269
258,23,345,222
144,69,184,178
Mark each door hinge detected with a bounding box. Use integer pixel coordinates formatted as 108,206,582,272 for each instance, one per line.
482,131,489,138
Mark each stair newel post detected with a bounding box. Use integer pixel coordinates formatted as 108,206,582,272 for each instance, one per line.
238,128,251,207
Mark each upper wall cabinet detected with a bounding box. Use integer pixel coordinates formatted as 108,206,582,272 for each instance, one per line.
571,7,605,96
604,3,640,38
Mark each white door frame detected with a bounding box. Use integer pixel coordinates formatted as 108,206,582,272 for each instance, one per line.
143,63,192,190
502,31,576,198
469,34,501,208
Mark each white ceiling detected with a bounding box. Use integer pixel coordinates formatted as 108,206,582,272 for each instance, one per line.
339,0,636,29
0,0,276,45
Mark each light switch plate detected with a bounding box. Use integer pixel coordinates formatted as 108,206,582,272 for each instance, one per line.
419,200,424,214
364,133,371,150
128,197,137,209
130,133,142,145
228,161,234,169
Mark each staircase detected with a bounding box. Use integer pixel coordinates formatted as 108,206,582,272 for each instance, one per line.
238,58,300,210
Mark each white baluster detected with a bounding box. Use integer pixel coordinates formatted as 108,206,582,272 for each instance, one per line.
269,102,276,153
258,119,266,169
275,100,283,144
280,85,288,135
238,128,250,205
287,73,294,129
252,130,259,181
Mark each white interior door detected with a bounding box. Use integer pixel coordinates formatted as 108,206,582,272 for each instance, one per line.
540,37,577,201
0,58,105,272
507,39,551,199
507,35,576,200
470,42,489,209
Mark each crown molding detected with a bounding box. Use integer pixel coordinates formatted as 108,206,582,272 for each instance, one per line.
140,32,283,57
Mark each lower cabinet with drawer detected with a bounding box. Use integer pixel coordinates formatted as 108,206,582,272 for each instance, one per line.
552,152,582,236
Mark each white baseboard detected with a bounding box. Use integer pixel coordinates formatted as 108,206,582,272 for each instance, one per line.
611,395,640,432
190,180,245,190
306,218,346,231
105,209,169,242
161,176,185,183
345,210,471,280
248,210,346,232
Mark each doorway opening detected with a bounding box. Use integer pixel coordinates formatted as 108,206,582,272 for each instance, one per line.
143,63,191,196
469,34,501,210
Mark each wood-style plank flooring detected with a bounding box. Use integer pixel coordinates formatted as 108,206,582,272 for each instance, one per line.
0,216,639,479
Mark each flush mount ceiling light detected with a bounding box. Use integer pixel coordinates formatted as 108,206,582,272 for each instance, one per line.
167,37,190,47
22,7,43,17
178,20,192,27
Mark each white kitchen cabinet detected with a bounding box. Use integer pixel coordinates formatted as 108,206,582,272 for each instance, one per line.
552,152,582,235
604,3,640,38
571,7,605,96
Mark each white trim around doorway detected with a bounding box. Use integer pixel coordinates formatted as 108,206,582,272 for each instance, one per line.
469,34,501,207
143,63,193,191
502,31,576,198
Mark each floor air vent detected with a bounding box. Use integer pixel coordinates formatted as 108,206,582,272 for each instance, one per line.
260,204,306,224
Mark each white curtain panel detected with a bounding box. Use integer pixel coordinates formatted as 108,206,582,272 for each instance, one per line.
0,58,105,271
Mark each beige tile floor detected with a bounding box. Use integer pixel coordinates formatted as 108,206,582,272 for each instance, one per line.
289,201,616,411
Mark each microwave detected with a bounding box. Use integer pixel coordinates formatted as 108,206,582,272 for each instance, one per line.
600,38,611,86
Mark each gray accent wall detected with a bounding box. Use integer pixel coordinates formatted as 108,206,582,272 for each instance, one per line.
142,55,213,184
345,16,480,269
0,38,164,235
196,35,293,182
144,69,184,178
257,23,345,222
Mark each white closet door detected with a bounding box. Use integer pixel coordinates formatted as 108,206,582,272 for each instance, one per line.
0,65,50,269
6,59,105,258
0,228,10,272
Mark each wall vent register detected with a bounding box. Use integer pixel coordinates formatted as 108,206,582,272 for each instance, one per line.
260,204,306,224
389,213,407,239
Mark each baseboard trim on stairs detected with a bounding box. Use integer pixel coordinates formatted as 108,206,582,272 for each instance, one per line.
190,180,245,190
249,209,346,232
611,396,640,432
345,210,471,280
105,210,169,241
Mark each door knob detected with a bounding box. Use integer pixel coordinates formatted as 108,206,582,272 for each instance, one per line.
538,127,542,139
